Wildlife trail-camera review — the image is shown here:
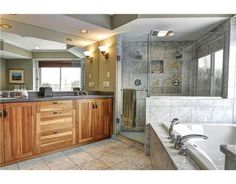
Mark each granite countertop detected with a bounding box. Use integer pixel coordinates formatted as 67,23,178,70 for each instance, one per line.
220,145,236,158
150,122,200,170
0,95,113,103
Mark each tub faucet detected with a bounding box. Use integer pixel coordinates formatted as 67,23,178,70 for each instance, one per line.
168,118,180,141
174,134,208,156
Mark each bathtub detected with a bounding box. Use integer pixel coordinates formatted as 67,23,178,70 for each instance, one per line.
162,122,236,170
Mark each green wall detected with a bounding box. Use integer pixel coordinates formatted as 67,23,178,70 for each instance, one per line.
0,58,7,90
4,59,33,90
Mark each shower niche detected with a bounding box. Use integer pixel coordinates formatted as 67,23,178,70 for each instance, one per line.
151,60,164,73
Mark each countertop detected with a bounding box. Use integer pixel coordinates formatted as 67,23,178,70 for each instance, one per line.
150,122,200,170
0,95,113,103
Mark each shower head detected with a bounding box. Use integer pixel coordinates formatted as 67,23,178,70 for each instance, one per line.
175,51,182,59
134,51,142,60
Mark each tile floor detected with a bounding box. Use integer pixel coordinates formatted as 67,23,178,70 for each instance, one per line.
0,138,153,170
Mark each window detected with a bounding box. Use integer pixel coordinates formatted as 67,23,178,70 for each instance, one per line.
196,49,223,96
40,66,82,91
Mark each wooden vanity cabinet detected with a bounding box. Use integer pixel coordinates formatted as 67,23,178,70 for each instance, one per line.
94,98,113,140
1,102,36,163
75,98,113,144
36,100,76,154
75,99,94,144
0,97,113,166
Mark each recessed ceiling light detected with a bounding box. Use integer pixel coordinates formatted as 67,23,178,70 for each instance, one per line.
80,29,88,34
0,24,12,29
34,46,39,50
157,31,168,37
66,38,73,42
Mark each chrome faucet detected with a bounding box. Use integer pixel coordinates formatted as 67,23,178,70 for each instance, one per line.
168,118,180,142
174,134,208,156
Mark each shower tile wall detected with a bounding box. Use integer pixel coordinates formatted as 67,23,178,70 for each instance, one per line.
121,40,192,131
149,41,193,96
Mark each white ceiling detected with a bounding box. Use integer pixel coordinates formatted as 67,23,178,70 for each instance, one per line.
1,14,116,42
117,17,229,41
0,14,231,51
0,31,67,51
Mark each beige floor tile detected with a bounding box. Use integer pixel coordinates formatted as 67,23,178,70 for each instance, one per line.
47,157,77,170
29,164,50,170
0,164,19,170
68,152,95,166
108,160,139,170
80,159,109,170
98,153,124,167
18,158,45,170
140,164,154,170
0,138,153,170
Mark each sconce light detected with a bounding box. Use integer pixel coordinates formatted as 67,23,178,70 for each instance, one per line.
83,51,93,63
99,45,109,60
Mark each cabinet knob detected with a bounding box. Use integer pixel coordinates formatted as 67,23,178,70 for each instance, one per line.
53,102,58,104
3,109,8,118
53,131,58,134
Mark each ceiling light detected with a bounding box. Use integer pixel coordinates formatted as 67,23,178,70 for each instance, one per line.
0,24,12,29
167,30,174,37
157,31,168,37
66,38,73,42
34,47,39,49
80,29,88,34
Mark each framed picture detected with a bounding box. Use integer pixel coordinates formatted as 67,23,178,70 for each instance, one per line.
9,69,25,84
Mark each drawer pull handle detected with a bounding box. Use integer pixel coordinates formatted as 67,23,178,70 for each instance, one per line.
53,102,58,104
53,111,62,115
53,131,58,134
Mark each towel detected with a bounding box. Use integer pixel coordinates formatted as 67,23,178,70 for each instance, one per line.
121,89,136,130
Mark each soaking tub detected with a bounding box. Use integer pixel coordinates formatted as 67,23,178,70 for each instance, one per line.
162,122,236,170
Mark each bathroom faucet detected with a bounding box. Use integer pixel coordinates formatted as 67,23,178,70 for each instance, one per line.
174,134,208,156
168,118,180,141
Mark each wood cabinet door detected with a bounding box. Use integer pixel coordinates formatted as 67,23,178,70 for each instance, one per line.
0,104,4,164
101,98,113,138
94,98,113,140
76,100,94,144
3,103,36,162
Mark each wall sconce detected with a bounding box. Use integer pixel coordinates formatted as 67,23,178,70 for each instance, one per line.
83,51,93,63
99,45,109,60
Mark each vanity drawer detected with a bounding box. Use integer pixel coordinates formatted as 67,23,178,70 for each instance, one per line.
40,110,74,120
37,100,74,112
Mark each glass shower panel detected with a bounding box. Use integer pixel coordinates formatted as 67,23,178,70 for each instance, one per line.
119,34,148,144
196,55,211,96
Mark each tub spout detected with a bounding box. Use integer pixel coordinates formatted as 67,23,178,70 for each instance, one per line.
174,134,208,156
168,118,180,141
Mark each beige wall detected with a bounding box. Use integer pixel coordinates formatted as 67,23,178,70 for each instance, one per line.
84,36,117,92
83,42,99,91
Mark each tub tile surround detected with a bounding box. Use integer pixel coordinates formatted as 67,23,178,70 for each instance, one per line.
146,97,235,125
220,145,236,170
147,123,199,170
